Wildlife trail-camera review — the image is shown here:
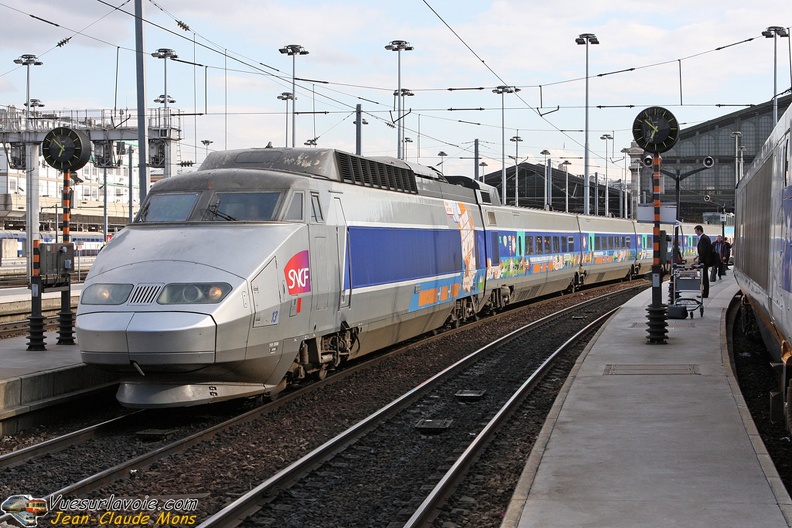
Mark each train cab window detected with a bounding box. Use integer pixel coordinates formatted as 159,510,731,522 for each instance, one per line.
285,192,304,220
310,193,323,222
137,192,199,222
206,192,280,221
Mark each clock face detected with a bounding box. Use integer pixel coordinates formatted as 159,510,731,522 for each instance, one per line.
42,127,92,171
632,106,679,154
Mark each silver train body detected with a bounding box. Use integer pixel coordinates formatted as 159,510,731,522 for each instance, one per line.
77,148,697,408
734,102,792,414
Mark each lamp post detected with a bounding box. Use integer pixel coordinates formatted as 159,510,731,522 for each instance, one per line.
151,49,177,112
493,86,520,201
404,137,413,160
576,33,599,215
277,92,293,147
278,44,309,148
385,40,414,159
438,151,447,175
620,147,630,218
394,88,414,157
14,53,43,286
561,160,571,212
14,54,42,130
600,134,612,216
510,135,522,206
23,98,44,127
731,131,741,186
151,48,177,179
201,139,213,161
762,26,789,124
479,162,488,182
540,149,551,208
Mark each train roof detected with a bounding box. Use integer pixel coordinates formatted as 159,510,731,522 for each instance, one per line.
196,147,448,196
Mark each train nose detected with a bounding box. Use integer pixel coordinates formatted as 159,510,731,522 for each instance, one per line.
78,311,216,367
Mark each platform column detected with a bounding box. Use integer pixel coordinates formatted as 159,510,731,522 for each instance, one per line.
646,153,668,343
27,240,46,351
57,170,75,345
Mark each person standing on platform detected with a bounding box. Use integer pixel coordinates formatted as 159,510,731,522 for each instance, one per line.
695,225,712,298
711,236,724,282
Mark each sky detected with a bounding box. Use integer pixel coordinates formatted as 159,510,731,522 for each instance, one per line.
0,0,790,182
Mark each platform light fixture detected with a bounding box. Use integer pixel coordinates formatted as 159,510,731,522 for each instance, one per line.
493,85,520,199
277,92,294,147
761,26,789,124
13,54,42,129
510,135,522,206
279,44,309,147
600,134,613,217
576,33,598,215
385,40,414,159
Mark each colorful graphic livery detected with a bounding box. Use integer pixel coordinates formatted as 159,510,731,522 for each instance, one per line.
77,148,699,408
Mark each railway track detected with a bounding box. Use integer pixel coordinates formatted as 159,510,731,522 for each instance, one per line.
0,283,643,527
198,289,632,527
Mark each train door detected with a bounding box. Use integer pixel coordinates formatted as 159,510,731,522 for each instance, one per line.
308,193,349,329
328,194,351,310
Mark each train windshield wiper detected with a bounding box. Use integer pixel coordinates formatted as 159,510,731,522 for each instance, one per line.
208,203,236,221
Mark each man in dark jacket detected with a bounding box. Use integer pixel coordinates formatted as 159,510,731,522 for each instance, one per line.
695,225,711,298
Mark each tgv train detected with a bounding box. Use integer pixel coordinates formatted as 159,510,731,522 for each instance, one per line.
733,102,792,426
77,147,698,408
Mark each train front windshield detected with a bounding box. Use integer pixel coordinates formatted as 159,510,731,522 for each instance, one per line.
136,191,282,222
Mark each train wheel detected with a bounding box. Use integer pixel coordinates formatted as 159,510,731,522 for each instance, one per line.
314,365,329,381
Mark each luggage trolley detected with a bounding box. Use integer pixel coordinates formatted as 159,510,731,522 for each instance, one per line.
670,264,704,318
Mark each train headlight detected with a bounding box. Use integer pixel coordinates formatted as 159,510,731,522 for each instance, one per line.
157,283,232,304
81,284,134,305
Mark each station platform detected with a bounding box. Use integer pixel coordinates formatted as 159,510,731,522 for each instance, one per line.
502,274,792,528
0,286,118,435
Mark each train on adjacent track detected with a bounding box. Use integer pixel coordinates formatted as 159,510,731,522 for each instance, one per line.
0,230,105,257
77,147,700,408
734,102,792,427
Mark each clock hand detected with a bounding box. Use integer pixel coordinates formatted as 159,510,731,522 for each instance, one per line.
52,138,66,156
642,119,659,132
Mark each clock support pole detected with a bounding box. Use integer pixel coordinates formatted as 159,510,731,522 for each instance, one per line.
57,170,75,345
26,240,46,350
646,154,668,343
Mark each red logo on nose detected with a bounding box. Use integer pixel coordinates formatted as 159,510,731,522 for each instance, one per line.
285,250,311,294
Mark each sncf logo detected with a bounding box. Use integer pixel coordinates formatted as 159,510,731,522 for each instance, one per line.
285,250,311,294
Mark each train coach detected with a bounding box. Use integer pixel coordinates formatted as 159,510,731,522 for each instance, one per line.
734,102,792,427
77,147,680,408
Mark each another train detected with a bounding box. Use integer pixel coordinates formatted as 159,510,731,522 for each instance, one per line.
733,102,792,427
0,230,105,257
76,147,698,408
